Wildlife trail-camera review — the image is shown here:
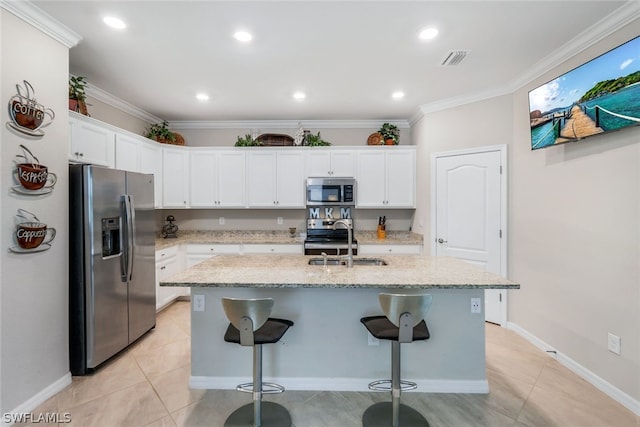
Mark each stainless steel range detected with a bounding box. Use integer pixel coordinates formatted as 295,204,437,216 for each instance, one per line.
304,217,358,256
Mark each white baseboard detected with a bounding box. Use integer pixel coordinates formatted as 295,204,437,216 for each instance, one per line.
190,376,488,394
507,322,640,416
3,372,72,427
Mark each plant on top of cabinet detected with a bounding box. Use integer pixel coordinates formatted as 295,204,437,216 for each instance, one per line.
69,76,89,115
145,120,185,145
235,134,263,146
378,122,399,145
305,131,331,146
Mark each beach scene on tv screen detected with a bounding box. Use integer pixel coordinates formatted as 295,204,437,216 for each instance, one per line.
529,36,640,150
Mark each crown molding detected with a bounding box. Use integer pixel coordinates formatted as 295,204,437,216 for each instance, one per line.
85,83,163,124
1,0,81,48
508,0,640,92
169,119,410,130
412,0,639,120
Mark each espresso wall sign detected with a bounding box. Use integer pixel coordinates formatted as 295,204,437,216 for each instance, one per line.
10,209,56,253
7,80,55,137
11,145,57,195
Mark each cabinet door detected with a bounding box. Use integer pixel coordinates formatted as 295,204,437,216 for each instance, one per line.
330,151,355,177
247,152,277,207
115,134,141,172
275,151,305,207
162,148,189,208
189,150,217,207
140,141,163,208
306,151,331,177
69,116,115,167
385,150,415,207
356,151,386,207
217,151,246,207
156,255,181,310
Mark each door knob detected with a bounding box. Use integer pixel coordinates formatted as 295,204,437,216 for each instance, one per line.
437,238,448,244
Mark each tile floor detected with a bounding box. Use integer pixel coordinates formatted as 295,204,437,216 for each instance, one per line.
23,300,639,426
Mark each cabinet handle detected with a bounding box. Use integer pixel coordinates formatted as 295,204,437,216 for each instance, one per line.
160,266,166,270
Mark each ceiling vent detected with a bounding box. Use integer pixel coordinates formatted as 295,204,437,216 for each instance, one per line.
440,50,469,66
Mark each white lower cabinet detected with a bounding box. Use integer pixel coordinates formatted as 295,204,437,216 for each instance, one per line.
155,246,184,311
242,244,302,254
185,244,242,267
358,244,422,255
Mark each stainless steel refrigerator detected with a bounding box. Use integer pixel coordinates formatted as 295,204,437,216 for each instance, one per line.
69,164,156,375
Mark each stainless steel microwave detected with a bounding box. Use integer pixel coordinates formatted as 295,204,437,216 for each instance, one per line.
306,177,356,206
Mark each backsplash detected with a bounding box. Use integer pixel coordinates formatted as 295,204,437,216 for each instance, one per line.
156,209,415,233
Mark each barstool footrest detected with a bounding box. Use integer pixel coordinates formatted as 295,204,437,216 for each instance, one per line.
367,379,417,392
236,382,285,394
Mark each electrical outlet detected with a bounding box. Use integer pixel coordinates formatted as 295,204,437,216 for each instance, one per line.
277,216,283,225
608,333,621,355
367,332,380,346
193,294,205,312
219,217,225,225
470,297,481,314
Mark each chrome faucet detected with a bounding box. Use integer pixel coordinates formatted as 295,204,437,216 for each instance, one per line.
333,219,353,268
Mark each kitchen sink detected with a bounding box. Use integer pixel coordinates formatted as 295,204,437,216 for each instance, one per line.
308,257,388,266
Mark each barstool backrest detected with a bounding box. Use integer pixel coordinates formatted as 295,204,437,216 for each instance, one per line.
222,298,274,346
379,293,432,342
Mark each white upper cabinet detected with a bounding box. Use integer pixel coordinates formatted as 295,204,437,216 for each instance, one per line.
139,140,163,208
356,148,415,208
247,150,305,208
306,150,355,178
114,133,142,172
190,150,246,208
69,114,115,167
162,147,190,208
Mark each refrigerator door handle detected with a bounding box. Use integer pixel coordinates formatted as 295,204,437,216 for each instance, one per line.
127,195,136,280
122,195,135,281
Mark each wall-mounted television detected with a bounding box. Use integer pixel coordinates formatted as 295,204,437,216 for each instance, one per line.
529,35,640,150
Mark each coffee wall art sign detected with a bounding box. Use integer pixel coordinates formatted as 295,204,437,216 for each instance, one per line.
10,209,56,254
11,145,56,195
7,80,55,137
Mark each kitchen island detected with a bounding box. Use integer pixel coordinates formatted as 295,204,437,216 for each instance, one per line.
161,254,519,393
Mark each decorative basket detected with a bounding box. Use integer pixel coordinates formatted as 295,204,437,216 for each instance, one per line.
154,132,185,146
257,133,294,146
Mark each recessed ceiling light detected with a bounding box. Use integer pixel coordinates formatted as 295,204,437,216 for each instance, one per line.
234,31,253,42
293,91,306,100
392,91,405,100
103,16,126,30
419,27,438,40
196,93,210,102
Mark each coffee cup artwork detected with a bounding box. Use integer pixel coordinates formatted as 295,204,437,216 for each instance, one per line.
12,145,57,195
10,209,56,253
7,80,55,137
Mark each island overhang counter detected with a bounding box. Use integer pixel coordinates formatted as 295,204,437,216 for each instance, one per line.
161,254,519,394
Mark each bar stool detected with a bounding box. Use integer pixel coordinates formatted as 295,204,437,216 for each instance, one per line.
221,297,294,427
360,293,433,427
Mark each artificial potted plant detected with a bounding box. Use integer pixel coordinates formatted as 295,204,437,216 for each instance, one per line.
234,134,263,146
304,132,331,146
69,76,89,115
145,120,177,144
378,122,399,145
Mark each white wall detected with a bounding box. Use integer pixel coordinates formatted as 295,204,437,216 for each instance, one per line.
84,95,151,136
1,10,70,414
410,94,514,249
411,20,639,404
509,21,639,402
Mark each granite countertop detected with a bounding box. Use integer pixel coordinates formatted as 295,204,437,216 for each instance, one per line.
155,230,423,250
161,254,519,290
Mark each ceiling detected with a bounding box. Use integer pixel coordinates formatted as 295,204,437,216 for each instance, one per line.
31,1,632,123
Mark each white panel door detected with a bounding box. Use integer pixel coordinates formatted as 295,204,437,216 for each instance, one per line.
434,149,503,324
114,134,141,172
247,152,277,207
276,151,305,207
190,150,217,207
217,151,246,207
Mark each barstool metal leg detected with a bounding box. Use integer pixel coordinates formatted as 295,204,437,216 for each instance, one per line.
391,341,401,427
253,344,262,427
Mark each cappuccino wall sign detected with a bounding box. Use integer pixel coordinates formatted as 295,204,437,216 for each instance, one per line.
7,80,55,137
10,209,56,254
11,145,57,195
